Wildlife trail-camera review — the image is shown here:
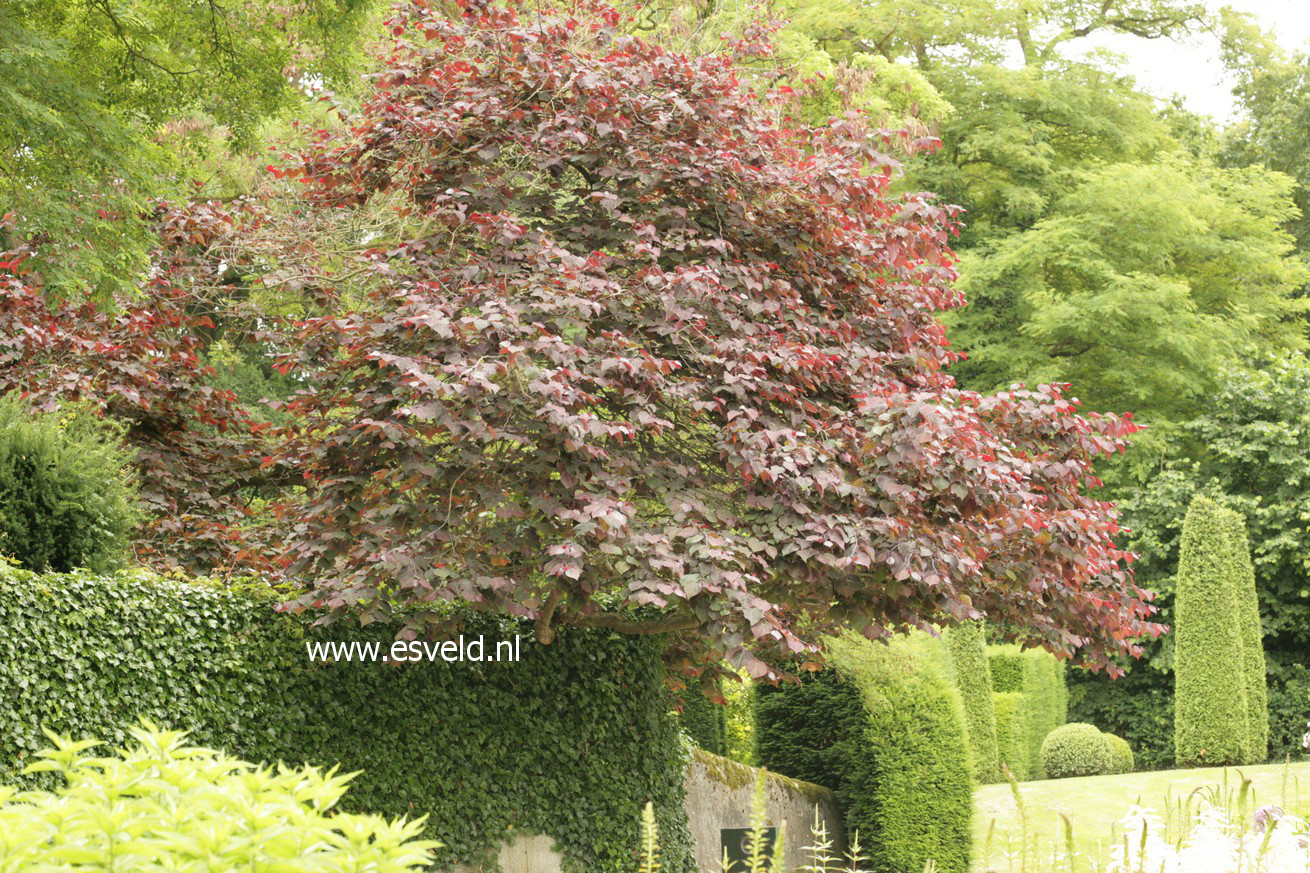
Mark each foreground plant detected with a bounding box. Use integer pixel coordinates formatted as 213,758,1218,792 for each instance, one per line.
981,770,1310,873
639,771,873,873
0,723,439,871
1105,804,1310,873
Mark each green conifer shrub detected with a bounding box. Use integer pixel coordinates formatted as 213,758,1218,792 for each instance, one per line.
945,621,1001,782
1221,509,1270,763
678,686,728,755
0,396,138,573
757,633,973,872
1174,496,1250,767
988,644,1067,777
992,691,1030,781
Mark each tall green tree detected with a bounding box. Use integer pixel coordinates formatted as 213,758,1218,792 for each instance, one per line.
0,0,373,297
1219,8,1310,258
946,159,1308,419
735,0,1309,428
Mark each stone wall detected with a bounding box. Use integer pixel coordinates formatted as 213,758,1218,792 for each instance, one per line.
684,748,844,871
453,749,843,872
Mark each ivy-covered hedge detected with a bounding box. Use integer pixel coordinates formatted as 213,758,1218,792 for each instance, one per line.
0,565,694,872
1174,497,1250,767
944,622,1001,783
987,645,1067,779
756,633,973,872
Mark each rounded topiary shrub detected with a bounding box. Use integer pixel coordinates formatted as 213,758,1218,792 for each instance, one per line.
1040,723,1112,779
1104,733,1135,775
0,724,438,869
0,396,138,573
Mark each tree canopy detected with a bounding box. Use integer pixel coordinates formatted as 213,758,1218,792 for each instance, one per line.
0,0,372,298
259,0,1160,677
0,0,1183,679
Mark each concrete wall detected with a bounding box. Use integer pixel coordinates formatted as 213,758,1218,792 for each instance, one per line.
453,750,843,872
684,748,844,871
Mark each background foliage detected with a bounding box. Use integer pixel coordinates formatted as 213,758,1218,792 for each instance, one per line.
0,0,373,298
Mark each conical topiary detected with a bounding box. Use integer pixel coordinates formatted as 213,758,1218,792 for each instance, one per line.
1174,495,1249,767
1220,508,1269,763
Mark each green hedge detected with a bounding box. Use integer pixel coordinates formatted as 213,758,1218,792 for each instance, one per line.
944,622,1001,783
757,633,973,873
988,648,1027,693
1174,496,1250,767
1104,733,1135,775
0,565,694,872
1223,510,1270,763
678,685,728,755
987,645,1066,778
1040,723,1113,779
992,692,1029,781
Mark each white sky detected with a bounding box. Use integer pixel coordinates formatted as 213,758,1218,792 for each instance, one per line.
1064,0,1310,122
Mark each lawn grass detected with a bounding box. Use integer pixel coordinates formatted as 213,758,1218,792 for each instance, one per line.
973,759,1310,871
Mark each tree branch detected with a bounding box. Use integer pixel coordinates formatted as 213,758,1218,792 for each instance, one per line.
535,589,565,644
567,612,700,635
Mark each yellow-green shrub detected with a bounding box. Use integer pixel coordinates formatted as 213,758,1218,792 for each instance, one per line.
0,724,438,871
